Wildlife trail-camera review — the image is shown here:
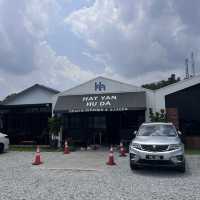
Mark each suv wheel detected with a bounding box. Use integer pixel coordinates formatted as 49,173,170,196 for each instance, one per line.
0,143,4,153
130,161,138,170
177,162,185,173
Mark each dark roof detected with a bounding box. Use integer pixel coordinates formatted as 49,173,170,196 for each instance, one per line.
54,91,146,112
2,84,60,105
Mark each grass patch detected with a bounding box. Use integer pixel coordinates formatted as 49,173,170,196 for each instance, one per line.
185,149,200,155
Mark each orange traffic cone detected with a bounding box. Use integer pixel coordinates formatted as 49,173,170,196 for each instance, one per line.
64,140,70,154
119,142,127,157
32,145,43,165
106,146,116,165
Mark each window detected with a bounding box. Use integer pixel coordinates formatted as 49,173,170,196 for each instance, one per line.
87,116,106,129
0,116,3,129
138,124,177,137
94,116,106,128
64,116,69,128
70,116,81,129
88,116,93,128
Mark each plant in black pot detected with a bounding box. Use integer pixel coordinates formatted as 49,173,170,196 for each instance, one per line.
48,116,61,148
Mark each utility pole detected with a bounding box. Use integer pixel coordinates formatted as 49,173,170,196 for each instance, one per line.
185,58,189,79
191,52,195,76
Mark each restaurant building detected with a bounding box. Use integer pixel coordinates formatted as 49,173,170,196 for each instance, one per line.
0,75,200,147
53,77,154,145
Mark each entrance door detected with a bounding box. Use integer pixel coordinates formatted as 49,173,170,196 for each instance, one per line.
107,112,120,145
87,115,106,145
87,113,121,145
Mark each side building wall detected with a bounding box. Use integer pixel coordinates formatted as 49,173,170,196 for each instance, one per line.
0,85,59,144
155,75,200,112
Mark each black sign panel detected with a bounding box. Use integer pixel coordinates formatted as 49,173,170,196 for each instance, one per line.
54,92,146,113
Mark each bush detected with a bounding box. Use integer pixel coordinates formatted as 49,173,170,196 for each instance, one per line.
149,108,167,122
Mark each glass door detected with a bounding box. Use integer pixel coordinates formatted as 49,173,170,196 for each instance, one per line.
87,115,106,145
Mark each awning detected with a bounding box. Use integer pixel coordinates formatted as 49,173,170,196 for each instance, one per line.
54,92,146,113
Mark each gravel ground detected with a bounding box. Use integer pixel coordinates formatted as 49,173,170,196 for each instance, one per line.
0,150,200,200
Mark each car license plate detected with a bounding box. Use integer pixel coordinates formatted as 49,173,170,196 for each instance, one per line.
146,155,163,160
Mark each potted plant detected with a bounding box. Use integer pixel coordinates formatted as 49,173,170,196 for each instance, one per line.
48,116,61,148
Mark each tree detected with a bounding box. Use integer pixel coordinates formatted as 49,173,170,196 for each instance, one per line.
149,108,167,122
48,116,61,134
142,74,181,90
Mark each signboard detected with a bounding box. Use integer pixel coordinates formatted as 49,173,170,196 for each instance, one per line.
95,81,106,92
54,92,146,113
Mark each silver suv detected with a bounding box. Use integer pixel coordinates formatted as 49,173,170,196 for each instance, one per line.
129,122,185,172
0,132,9,153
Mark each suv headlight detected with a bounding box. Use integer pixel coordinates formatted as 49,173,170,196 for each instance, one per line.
131,143,141,150
168,144,182,151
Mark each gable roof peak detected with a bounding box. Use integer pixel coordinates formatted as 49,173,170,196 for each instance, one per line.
56,76,150,97
2,83,60,105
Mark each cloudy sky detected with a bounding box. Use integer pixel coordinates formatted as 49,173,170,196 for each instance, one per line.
0,0,200,99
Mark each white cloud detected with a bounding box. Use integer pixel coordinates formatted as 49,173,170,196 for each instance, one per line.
65,0,200,78
1,0,200,99
0,0,97,99
0,41,97,99
34,42,96,84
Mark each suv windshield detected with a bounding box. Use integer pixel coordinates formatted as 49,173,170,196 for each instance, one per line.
137,124,177,137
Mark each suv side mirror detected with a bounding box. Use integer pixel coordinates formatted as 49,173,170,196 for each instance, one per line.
133,131,137,136
178,130,182,136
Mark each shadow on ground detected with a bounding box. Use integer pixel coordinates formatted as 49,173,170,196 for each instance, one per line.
131,162,191,178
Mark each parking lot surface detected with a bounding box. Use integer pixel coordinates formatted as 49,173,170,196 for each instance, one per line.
0,150,200,200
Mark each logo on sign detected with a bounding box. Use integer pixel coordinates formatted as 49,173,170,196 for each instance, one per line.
95,82,106,91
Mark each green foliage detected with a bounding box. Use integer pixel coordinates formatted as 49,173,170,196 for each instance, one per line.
149,108,167,122
48,116,61,135
142,74,181,90
69,145,77,152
